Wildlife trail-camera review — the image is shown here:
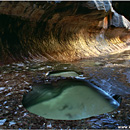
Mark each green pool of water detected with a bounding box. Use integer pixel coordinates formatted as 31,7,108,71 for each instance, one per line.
22,79,119,120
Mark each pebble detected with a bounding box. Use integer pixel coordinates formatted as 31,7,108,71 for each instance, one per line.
9,121,16,126
0,119,7,125
0,87,5,91
3,101,7,105
18,105,23,108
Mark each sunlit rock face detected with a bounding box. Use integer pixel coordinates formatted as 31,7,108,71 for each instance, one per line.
0,1,130,64
22,78,119,120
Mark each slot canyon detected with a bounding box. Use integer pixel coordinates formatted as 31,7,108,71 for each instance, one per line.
0,1,130,129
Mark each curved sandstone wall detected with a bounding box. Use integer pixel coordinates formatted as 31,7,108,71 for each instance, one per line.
0,1,130,64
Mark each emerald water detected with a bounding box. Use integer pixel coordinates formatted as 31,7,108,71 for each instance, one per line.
23,79,119,120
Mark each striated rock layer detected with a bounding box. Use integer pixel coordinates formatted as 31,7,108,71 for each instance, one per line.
0,1,130,64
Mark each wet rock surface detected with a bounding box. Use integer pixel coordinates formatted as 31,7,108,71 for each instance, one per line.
0,48,130,129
